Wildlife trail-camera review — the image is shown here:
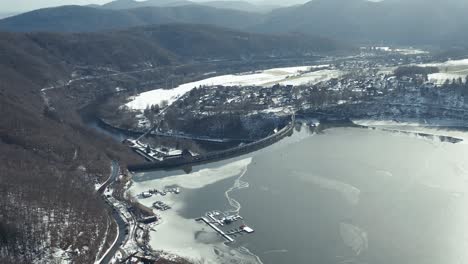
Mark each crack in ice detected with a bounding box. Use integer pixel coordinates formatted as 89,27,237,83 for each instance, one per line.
224,166,249,215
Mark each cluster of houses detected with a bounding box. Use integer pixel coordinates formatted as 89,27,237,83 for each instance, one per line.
123,139,192,162
172,54,468,120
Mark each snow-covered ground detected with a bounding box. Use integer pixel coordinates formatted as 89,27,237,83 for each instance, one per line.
420,58,468,85
393,48,428,55
423,58,468,68
367,47,428,55
277,69,342,86
352,119,468,142
428,73,467,85
126,65,338,110
129,158,260,264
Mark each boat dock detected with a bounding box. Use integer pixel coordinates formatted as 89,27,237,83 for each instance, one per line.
196,217,235,243
196,212,254,243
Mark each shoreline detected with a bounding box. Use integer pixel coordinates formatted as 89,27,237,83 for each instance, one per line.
352,118,468,143
128,114,295,172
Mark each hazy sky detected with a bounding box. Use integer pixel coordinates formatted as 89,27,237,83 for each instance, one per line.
0,0,309,13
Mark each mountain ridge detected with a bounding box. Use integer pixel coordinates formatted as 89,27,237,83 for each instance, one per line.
0,23,339,73
96,0,277,13
0,5,263,33
256,0,468,45
3,0,468,45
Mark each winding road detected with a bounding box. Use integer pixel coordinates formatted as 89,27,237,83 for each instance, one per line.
96,161,128,264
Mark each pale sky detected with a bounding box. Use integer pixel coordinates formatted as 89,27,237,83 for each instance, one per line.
1,0,112,12
0,0,309,13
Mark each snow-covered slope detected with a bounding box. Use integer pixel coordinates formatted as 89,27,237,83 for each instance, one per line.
421,58,468,85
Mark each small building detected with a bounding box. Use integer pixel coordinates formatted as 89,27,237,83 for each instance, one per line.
139,216,158,224
141,192,152,198
241,225,254,233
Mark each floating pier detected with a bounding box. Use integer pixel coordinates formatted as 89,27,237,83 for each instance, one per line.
196,217,235,243
196,212,254,243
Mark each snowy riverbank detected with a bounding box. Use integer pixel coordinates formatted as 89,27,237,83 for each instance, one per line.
352,118,468,142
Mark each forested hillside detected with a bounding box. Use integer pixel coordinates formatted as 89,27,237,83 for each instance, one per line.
0,24,338,71
0,5,262,33
0,32,139,263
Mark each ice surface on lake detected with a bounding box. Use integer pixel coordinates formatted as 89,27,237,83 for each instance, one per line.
294,171,361,205
340,222,368,255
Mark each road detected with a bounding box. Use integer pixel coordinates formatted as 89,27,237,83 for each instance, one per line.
99,209,127,264
97,161,119,194
97,161,129,264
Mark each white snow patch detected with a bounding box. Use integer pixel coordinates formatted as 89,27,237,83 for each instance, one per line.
277,69,343,86
423,58,468,68
352,119,468,143
372,46,428,55
428,73,467,85
420,58,468,84
394,48,428,55
375,46,391,52
261,107,287,114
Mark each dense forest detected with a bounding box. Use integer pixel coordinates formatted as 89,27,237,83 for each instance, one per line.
394,66,439,78
0,30,140,263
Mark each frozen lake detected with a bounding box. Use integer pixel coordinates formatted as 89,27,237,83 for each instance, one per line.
131,125,468,264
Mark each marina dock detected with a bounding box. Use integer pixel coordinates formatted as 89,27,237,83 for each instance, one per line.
196,212,254,243
196,217,235,243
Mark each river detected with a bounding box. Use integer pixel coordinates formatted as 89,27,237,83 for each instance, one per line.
130,125,468,264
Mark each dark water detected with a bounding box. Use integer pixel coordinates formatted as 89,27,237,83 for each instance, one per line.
137,127,468,264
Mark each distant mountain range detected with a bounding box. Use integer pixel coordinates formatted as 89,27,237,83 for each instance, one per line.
0,24,338,74
98,0,194,9
94,0,278,13
256,0,468,45
1,0,468,45
197,1,279,13
0,5,262,33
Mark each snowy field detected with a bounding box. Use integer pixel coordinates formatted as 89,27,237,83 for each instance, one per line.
420,58,468,85
428,73,468,85
276,69,342,86
129,158,260,264
393,48,428,55
423,58,468,68
126,65,340,110
370,46,428,55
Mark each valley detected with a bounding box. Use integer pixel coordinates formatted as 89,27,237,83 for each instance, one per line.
2,0,468,263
